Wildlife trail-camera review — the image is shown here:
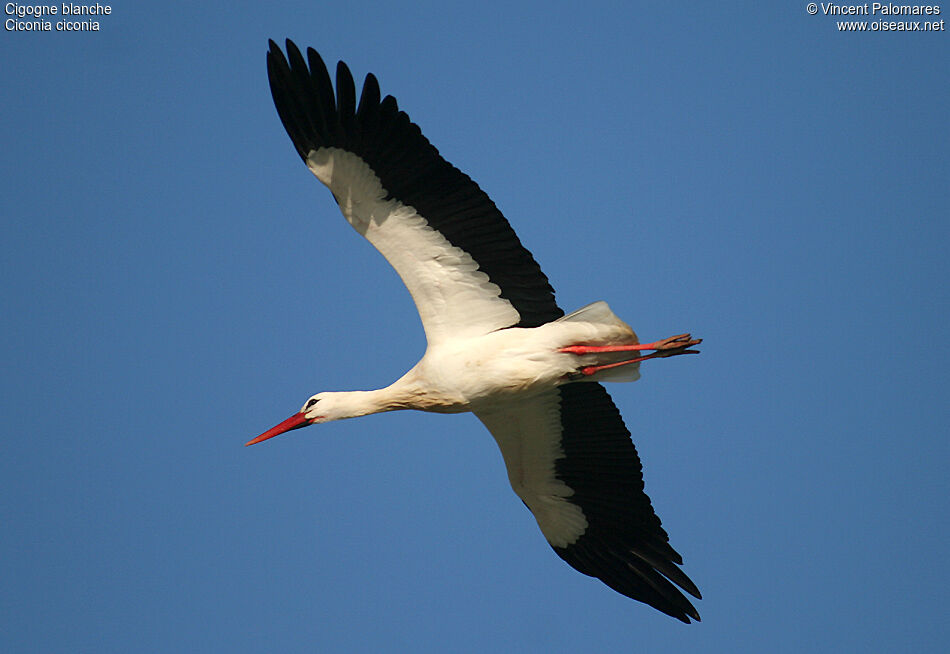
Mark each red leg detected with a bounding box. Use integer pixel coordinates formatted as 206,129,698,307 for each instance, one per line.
561,334,702,377
560,334,701,356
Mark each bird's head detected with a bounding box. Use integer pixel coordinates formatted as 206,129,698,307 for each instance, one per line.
245,392,341,446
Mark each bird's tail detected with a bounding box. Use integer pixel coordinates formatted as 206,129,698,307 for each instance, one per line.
556,301,642,383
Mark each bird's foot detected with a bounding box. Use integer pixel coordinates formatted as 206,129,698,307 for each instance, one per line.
646,333,703,358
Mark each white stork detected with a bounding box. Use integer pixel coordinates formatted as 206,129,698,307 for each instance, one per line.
249,39,703,623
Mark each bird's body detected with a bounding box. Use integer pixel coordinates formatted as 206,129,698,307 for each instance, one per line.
250,40,704,623
263,301,644,421
406,302,643,407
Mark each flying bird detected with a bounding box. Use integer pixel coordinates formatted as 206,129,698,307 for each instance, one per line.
250,39,703,623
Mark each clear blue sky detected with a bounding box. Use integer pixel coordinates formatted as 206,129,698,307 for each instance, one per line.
3,2,947,652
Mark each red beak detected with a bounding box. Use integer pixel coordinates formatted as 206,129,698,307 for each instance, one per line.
245,412,311,446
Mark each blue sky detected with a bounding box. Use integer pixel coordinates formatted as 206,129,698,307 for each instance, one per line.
2,2,947,652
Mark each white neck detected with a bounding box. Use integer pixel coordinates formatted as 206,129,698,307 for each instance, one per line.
317,366,469,421
329,387,414,419
316,371,430,422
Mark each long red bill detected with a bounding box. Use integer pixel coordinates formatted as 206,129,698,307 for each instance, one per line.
245,412,311,447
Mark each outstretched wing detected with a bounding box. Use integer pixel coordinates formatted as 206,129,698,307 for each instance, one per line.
266,40,562,345
475,383,701,623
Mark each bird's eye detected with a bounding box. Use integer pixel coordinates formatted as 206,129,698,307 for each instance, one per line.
305,398,319,409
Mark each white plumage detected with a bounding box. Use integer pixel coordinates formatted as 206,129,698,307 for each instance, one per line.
248,40,703,623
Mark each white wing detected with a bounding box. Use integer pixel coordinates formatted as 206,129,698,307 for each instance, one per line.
475,383,701,623
267,41,562,345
